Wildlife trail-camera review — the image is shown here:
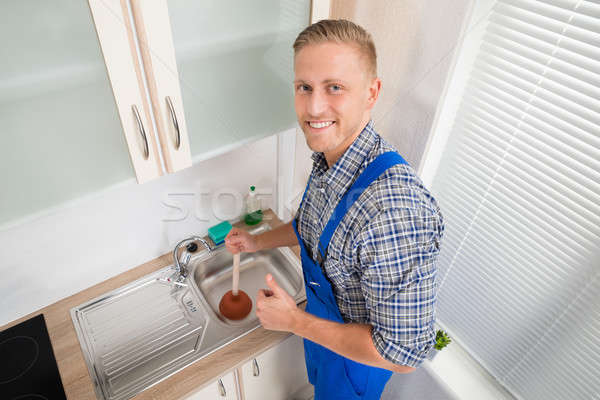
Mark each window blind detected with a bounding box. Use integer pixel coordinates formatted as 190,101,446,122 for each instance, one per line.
429,1,600,399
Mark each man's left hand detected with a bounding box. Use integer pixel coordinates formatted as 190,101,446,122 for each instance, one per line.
256,273,302,332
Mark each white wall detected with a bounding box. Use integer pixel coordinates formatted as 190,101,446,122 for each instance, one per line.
0,133,280,326
330,0,473,168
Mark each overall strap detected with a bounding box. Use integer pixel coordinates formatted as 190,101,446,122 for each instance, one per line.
318,151,408,260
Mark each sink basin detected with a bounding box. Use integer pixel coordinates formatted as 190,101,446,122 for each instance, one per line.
192,227,304,327
71,222,305,400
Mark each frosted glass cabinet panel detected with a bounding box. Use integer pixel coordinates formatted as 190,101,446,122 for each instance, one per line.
0,0,160,226
133,0,310,161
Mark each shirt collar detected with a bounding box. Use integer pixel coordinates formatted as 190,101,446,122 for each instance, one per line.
310,119,378,198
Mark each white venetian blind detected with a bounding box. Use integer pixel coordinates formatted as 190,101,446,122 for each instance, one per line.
429,0,600,399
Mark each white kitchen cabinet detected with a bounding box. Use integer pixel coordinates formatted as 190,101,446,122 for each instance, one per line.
0,0,328,229
0,0,163,226
241,335,309,400
130,0,311,164
185,371,239,400
0,0,314,226
184,335,309,400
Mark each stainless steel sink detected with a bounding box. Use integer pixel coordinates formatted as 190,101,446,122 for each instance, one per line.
192,235,304,327
71,222,305,400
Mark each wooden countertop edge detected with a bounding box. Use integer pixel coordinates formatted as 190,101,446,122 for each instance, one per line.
1,209,305,400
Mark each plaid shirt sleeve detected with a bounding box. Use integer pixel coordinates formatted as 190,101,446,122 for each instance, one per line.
356,206,443,368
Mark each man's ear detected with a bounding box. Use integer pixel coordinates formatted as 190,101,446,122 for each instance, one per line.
366,77,382,110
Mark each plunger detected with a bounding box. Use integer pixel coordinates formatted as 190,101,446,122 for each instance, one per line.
219,253,252,320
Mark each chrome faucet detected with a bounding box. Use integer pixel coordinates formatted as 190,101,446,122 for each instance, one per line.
172,236,212,282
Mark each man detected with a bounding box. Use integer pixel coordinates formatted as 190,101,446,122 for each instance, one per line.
225,19,444,399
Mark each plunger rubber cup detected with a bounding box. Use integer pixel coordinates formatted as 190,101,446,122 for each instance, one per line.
219,290,252,320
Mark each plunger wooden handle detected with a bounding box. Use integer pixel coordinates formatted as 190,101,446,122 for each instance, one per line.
232,253,240,296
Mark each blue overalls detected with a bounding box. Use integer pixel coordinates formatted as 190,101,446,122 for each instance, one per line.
291,151,409,400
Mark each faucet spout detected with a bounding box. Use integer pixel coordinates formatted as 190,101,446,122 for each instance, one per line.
172,236,212,282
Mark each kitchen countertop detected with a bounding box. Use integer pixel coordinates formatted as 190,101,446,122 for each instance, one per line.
0,209,305,400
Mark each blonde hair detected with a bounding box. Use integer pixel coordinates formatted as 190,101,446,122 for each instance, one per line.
293,19,377,78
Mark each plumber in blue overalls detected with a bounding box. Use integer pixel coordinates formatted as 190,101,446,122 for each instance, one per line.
245,20,440,400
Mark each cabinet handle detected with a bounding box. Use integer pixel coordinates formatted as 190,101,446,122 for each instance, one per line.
131,105,149,160
217,378,226,396
252,358,260,377
165,96,181,150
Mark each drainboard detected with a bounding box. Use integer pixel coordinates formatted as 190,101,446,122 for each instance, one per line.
72,269,207,400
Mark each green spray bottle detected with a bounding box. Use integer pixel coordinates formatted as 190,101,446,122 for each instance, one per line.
244,185,263,225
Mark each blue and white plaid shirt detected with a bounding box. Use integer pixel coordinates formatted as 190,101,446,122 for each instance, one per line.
294,120,445,368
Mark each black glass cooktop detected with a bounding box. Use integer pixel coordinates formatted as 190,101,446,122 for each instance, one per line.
0,314,67,400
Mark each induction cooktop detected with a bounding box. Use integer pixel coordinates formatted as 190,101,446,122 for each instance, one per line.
0,314,67,400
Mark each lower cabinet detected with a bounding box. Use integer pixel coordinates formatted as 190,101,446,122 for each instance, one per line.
185,335,309,400
241,335,309,400
185,370,238,400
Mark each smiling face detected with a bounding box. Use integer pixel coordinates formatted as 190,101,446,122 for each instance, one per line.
294,41,381,167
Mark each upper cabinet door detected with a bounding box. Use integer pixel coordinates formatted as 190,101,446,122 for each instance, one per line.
129,0,192,173
131,0,311,164
88,0,163,182
0,0,161,226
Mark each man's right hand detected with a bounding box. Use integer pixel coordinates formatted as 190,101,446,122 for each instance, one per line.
224,227,261,254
